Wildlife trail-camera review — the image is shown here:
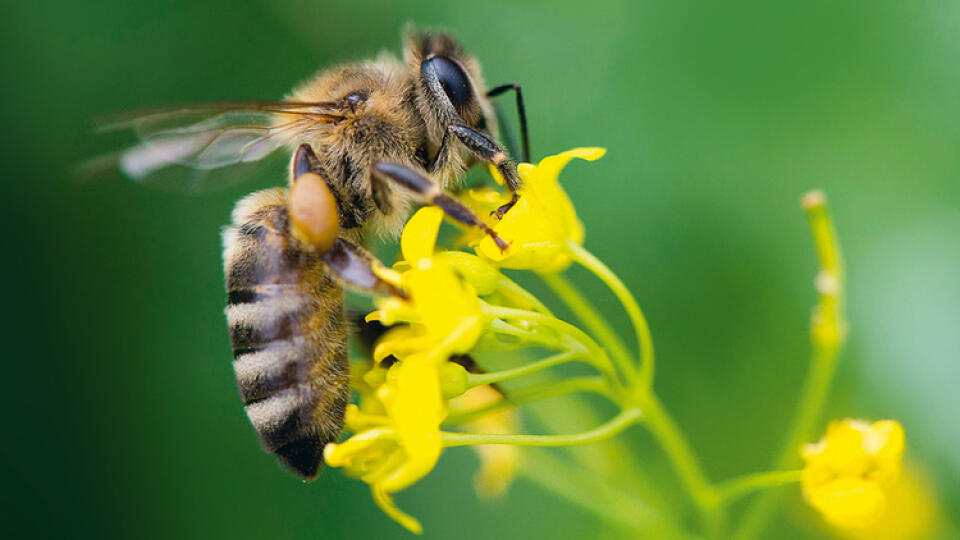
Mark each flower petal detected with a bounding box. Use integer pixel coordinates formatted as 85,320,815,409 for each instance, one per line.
532,147,607,183
377,355,445,492
372,485,423,534
808,477,886,528
801,418,906,529
475,147,603,272
401,206,444,263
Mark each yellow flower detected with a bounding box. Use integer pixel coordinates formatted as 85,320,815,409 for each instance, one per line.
332,207,499,533
838,463,941,540
476,147,606,272
399,205,502,295
801,419,905,529
324,352,448,534
367,257,485,360
449,384,521,499
400,205,444,264
453,187,510,246
367,206,496,362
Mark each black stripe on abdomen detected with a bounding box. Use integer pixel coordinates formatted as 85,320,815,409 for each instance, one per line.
232,338,325,405
227,288,259,305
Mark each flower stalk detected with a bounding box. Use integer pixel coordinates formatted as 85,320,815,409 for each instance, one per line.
733,190,849,539
718,470,803,503
565,239,655,389
441,408,642,448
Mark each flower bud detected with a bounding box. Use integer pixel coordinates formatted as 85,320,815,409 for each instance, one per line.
439,361,468,399
435,251,500,295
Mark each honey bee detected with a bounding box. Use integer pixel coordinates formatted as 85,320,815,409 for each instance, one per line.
108,29,529,478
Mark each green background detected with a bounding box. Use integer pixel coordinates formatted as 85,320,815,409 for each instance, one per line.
3,0,958,538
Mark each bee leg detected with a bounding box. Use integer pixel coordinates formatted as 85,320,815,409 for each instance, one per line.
448,124,521,219
292,143,323,180
373,162,510,252
487,83,530,164
427,129,453,174
322,238,406,298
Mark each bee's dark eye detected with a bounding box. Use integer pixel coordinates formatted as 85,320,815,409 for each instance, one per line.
422,55,473,112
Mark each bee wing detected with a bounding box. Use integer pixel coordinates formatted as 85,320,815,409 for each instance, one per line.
85,102,343,193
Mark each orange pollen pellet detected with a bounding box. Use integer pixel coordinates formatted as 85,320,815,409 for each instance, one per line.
289,172,340,253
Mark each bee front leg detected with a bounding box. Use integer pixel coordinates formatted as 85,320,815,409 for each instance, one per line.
448,124,521,219
373,162,510,252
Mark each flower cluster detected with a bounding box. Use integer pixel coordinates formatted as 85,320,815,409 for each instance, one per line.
324,149,608,532
315,147,918,539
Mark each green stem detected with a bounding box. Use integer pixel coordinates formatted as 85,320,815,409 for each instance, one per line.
519,448,689,538
641,394,722,535
732,347,839,540
733,191,846,540
488,318,568,350
445,377,611,425
483,304,625,395
466,351,581,388
442,408,642,447
566,240,653,388
718,470,802,504
555,243,717,534
497,274,555,316
540,272,635,381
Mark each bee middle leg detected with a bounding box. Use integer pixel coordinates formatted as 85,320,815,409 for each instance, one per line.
373,162,510,251
321,238,406,298
292,145,405,298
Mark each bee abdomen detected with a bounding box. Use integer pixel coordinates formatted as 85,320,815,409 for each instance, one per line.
222,189,349,479
226,288,312,358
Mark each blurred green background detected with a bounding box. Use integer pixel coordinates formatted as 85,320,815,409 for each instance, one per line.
3,0,958,538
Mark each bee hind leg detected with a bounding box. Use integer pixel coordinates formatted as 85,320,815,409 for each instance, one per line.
373,162,510,252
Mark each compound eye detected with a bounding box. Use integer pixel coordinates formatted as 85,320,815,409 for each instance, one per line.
423,55,473,113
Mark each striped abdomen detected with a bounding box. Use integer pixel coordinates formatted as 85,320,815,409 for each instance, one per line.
222,188,349,479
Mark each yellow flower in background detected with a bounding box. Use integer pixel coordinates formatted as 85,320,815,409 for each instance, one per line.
837,463,941,540
476,147,605,272
801,419,905,529
449,384,521,499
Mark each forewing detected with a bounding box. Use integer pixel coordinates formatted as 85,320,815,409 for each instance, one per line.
89,102,342,192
